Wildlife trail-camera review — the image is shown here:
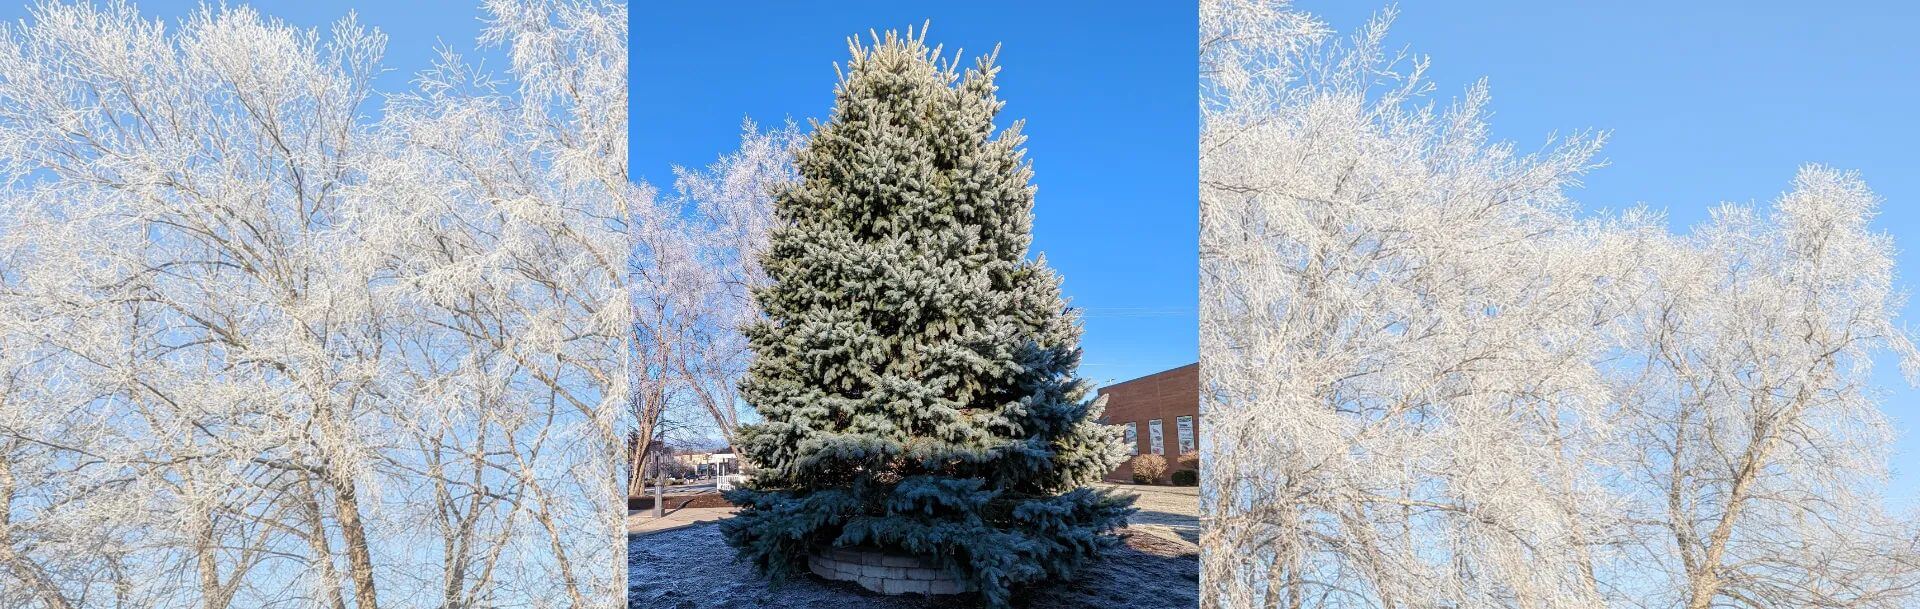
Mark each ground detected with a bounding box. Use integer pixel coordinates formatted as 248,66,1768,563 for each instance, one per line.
1098,483,1199,544
629,524,1197,609
628,483,1199,608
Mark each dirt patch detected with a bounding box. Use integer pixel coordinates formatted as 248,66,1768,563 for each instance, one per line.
629,524,1197,609
630,492,735,511
1120,528,1198,558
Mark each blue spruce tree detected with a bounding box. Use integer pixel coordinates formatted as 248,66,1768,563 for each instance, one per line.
719,28,1135,607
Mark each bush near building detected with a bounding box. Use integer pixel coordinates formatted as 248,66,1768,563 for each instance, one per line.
1170,470,1197,486
1130,454,1168,484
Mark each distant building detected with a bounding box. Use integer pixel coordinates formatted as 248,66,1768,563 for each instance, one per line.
1098,363,1199,483
672,448,740,477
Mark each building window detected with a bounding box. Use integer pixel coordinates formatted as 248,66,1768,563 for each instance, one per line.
1176,415,1195,455
1148,419,1164,455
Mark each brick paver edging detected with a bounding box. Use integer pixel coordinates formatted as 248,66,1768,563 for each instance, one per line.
807,546,974,596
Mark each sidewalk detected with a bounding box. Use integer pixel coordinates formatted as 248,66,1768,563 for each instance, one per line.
631,484,1194,540
1096,482,1199,496
628,507,738,537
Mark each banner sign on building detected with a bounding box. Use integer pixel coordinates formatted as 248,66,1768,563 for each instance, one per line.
1148,419,1164,455
1123,422,1138,455
1176,415,1194,454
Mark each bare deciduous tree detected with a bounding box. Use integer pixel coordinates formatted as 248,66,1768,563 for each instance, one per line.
0,1,629,607
1609,168,1920,609
1199,2,1920,608
627,122,797,493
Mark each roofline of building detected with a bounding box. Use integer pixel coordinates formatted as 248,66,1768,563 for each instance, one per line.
1096,362,1198,394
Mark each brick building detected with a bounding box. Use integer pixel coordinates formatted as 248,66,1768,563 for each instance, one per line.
1098,363,1199,483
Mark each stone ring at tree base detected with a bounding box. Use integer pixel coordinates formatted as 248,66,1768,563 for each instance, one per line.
806,546,975,596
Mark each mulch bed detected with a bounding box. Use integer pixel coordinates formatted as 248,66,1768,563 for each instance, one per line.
630,492,737,512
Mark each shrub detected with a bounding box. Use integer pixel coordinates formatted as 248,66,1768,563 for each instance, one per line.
1171,469,1198,486
1130,454,1167,484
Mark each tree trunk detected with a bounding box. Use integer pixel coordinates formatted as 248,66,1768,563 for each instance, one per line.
329,475,380,609
299,484,350,609
195,507,233,609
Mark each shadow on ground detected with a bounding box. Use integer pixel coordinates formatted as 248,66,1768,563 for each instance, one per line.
1129,509,1199,544
629,523,1198,609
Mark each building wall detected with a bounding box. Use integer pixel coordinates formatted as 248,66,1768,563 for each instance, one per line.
1098,363,1199,483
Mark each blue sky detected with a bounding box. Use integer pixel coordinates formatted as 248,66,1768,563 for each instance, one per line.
631,1,1198,389
0,1,494,106
1303,1,1920,505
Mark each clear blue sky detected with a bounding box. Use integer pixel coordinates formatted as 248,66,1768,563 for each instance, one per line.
631,1,1198,389
0,1,493,110
1304,1,1920,505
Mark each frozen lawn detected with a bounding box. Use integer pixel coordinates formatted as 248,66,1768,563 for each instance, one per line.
1096,483,1199,544
629,523,1198,609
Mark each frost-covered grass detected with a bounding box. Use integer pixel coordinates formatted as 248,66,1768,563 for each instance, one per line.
1105,485,1200,545
629,524,1198,609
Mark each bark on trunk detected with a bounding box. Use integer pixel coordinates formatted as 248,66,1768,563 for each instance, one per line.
330,475,380,609
300,486,350,609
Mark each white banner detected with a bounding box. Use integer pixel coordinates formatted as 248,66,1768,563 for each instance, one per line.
1123,422,1139,456
1148,419,1164,455
1177,415,1194,455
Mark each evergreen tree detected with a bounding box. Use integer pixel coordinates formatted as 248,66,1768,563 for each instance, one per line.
719,29,1135,606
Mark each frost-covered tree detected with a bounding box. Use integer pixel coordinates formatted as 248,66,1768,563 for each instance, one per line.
1610,168,1920,609
719,29,1133,607
629,122,800,493
0,2,629,607
1201,3,1619,606
1199,2,1920,608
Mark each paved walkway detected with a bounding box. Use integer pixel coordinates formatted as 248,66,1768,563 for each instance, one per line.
1095,482,1199,498
629,483,1197,543
628,507,738,537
